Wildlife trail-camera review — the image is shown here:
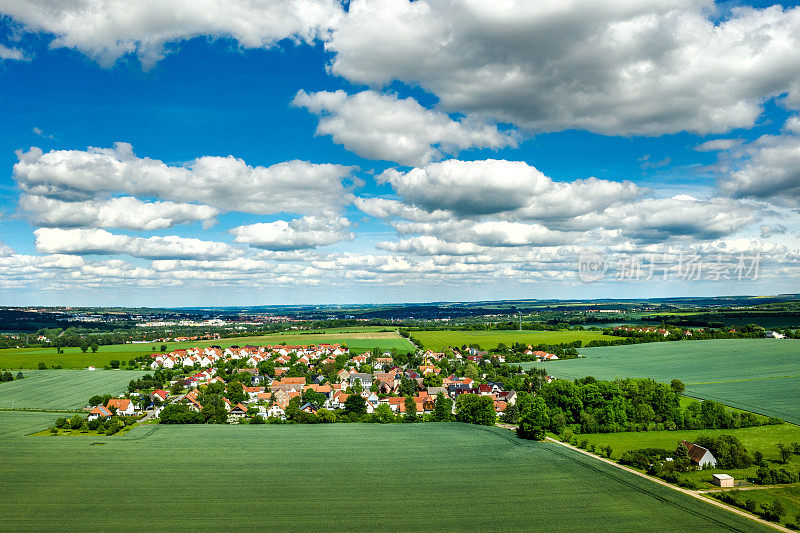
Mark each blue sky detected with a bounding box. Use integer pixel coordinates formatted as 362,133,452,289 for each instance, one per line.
1,0,799,306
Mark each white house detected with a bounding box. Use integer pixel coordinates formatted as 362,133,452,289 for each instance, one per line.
681,440,717,468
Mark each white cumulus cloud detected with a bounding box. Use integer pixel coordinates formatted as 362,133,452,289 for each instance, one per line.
0,0,343,67
230,215,353,250
327,0,800,136
293,89,519,166
14,143,355,216
34,228,237,260
19,195,220,230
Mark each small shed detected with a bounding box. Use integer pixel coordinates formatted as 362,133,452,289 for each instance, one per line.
712,474,734,487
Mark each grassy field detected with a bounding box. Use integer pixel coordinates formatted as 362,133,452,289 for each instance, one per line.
522,339,800,424
575,424,800,463
411,329,616,351
0,419,773,531
0,370,144,410
0,329,415,369
707,486,800,529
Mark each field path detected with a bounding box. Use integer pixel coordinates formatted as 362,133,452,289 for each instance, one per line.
495,422,789,532
543,436,791,533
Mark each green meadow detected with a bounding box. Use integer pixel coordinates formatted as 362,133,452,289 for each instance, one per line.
0,370,145,410
0,418,773,532
523,339,800,424
411,329,615,351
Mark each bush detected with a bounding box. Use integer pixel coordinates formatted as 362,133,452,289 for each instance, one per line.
619,448,671,470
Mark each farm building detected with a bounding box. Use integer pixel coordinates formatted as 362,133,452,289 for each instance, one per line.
712,474,734,487
680,440,717,468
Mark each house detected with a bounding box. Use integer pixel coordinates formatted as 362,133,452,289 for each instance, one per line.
151,389,169,402
88,405,112,420
229,403,248,418
681,440,717,468
270,377,306,392
300,402,319,414
712,474,734,487
765,331,787,339
107,398,135,416
349,373,373,389
266,404,285,419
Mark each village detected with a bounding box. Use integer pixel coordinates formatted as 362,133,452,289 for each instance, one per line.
85,343,557,424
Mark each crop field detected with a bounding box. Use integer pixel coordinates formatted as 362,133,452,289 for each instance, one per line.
0,420,772,531
0,329,415,369
0,411,61,438
0,370,145,410
522,339,800,424
411,330,616,351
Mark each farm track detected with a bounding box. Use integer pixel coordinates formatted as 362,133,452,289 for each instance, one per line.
544,436,790,532
495,423,789,532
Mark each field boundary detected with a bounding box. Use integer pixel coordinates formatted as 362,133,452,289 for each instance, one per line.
543,436,790,532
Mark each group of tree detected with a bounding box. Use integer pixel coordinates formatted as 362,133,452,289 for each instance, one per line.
0,371,21,382
530,377,780,435
53,414,126,435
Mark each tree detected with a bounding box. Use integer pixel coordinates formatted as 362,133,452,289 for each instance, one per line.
423,374,443,387
90,343,99,353
38,362,47,370
109,360,121,369
344,394,367,417
433,392,453,422
317,408,336,423
404,396,417,422
373,403,395,423
673,442,690,470
160,344,167,352
225,381,247,404
455,394,496,426
670,379,685,394
500,403,519,424
518,396,549,440
398,377,417,397
778,443,792,464
69,414,86,430
463,362,480,381
88,395,104,406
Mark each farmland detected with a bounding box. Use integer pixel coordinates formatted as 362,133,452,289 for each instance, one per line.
0,419,773,532
410,329,616,351
0,370,145,410
522,339,800,424
0,329,415,369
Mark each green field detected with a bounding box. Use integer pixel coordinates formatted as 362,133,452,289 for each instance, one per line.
411,330,616,351
708,486,800,529
0,329,415,369
576,423,800,464
522,339,800,424
0,370,145,410
0,418,773,532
